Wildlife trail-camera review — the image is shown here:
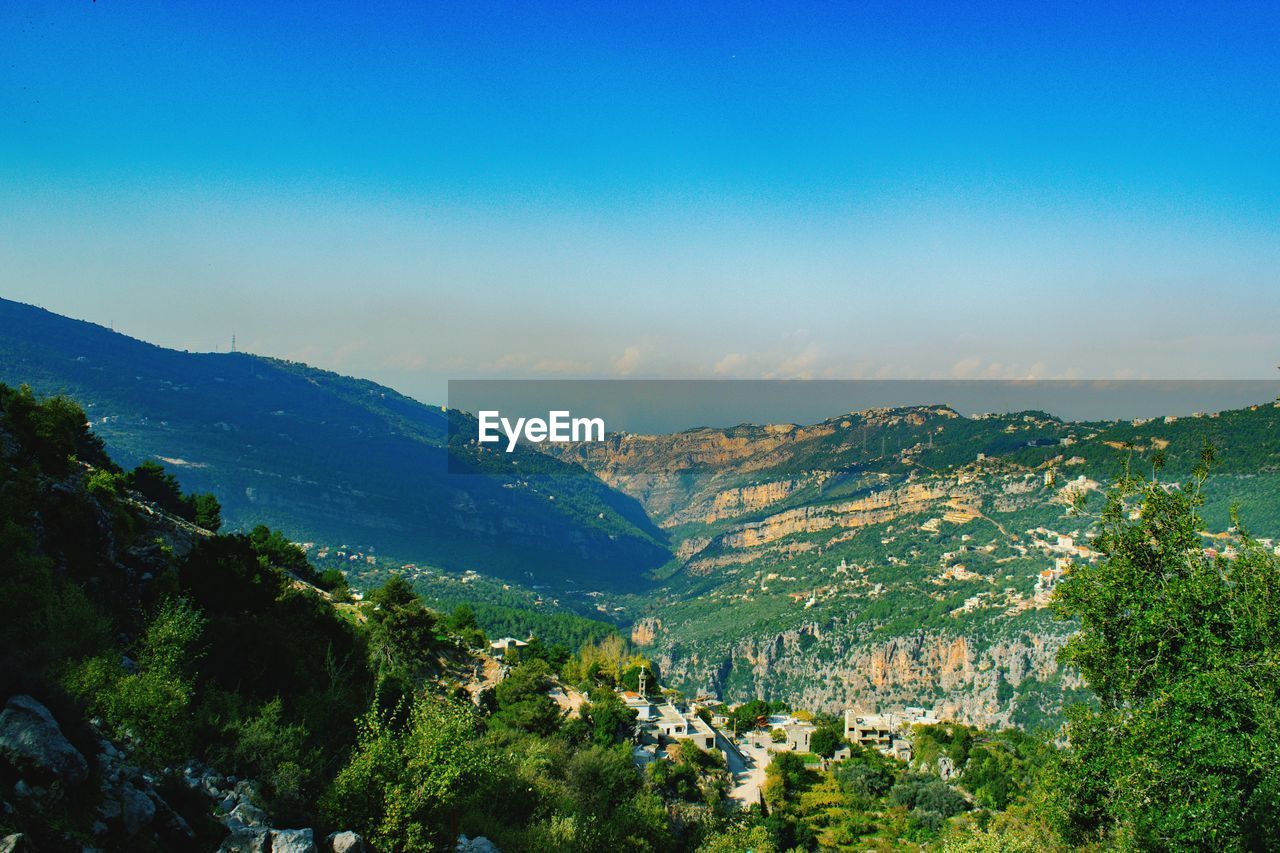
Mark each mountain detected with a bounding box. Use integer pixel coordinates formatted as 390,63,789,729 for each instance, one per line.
0,298,668,590
548,400,1280,727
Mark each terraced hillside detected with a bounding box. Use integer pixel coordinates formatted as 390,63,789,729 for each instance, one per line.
550,400,1280,727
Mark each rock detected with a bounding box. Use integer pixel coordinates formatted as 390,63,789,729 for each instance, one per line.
219,828,269,853
225,801,269,831
95,795,122,820
219,793,237,813
233,779,261,802
119,783,156,835
456,836,501,853
151,791,195,843
270,828,317,853
0,695,89,786
937,754,958,780
11,781,31,799
327,830,367,853
0,834,29,853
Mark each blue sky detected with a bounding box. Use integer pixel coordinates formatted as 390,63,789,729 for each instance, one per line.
2,1,1278,401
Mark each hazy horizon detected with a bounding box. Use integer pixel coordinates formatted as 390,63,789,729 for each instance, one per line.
4,3,1279,404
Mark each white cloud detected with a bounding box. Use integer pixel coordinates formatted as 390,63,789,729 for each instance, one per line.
713,353,747,375
613,345,642,376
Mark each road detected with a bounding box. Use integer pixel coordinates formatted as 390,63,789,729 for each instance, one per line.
720,732,771,809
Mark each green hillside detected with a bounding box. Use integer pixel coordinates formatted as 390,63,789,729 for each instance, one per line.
0,298,668,590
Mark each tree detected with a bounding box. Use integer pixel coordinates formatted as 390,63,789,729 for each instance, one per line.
70,597,206,764
190,492,222,531
249,525,313,579
366,574,439,682
492,659,562,735
1,385,107,476
323,695,490,851
582,689,637,746
809,719,848,758
1052,454,1280,848
126,460,188,516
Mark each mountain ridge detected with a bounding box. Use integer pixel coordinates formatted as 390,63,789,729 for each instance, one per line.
0,297,668,591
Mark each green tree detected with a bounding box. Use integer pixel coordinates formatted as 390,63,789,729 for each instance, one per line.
249,524,314,578
582,689,637,746
323,695,490,851
492,659,562,735
1052,455,1280,848
366,574,438,681
190,492,222,531
809,718,848,758
69,597,206,765
125,460,188,516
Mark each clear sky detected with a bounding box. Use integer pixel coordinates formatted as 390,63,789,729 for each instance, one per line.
2,1,1278,403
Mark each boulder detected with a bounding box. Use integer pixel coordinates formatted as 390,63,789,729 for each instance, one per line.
225,801,269,831
219,828,269,853
0,695,88,786
119,783,156,835
271,828,318,853
151,789,195,843
327,830,367,853
0,834,29,853
456,836,501,853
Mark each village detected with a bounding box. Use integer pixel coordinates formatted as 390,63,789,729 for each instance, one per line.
487,636,945,809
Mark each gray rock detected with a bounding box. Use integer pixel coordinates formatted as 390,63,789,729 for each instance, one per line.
95,795,122,820
0,695,89,786
271,828,318,853
456,836,501,853
219,828,269,853
225,801,269,831
327,830,367,853
233,779,261,802
119,783,156,835
151,790,195,842
0,834,28,853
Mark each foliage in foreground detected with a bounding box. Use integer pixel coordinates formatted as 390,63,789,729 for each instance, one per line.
4,384,1280,851
1052,449,1280,849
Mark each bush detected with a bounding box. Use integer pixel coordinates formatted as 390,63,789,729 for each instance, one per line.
323,695,491,851
68,598,205,764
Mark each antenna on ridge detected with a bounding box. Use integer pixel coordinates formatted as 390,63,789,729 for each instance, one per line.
231,334,237,353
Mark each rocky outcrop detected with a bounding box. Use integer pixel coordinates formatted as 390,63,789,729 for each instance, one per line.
271,827,319,853
546,405,961,526
0,834,30,853
653,624,1079,729
327,830,369,853
0,692,361,852
631,617,663,646
0,695,88,788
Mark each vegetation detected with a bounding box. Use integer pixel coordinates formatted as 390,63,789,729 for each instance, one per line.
3,382,1278,851
1051,448,1280,848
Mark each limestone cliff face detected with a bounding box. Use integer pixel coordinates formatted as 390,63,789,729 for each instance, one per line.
631,617,662,646
547,405,961,526
716,482,947,549
646,621,1078,729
